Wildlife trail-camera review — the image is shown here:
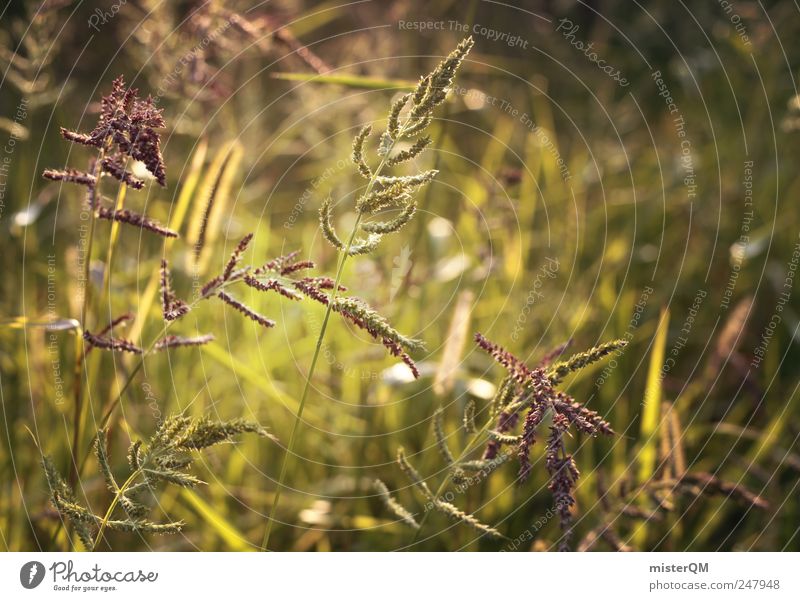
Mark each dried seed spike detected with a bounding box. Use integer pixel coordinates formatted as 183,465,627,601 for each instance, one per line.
402,114,433,138
293,278,331,306
70,75,166,185
154,415,192,448
321,195,385,253
458,459,492,472
280,260,315,276
538,339,573,367
217,291,276,329
174,416,276,449
127,129,167,187
41,457,70,500
305,276,345,291
42,168,97,186
100,517,184,535
412,75,430,107
154,452,193,470
127,440,143,471
143,468,204,488
383,338,421,379
104,77,167,185
433,408,455,465
86,313,136,354
94,429,117,493
255,250,301,275
42,457,95,550
373,479,420,530
319,195,344,250
547,339,628,384
491,376,517,416
52,491,99,525
200,275,223,299
458,451,511,474
488,430,521,445
388,92,411,139
410,36,474,123
101,156,144,189
361,202,417,235
83,330,142,354
352,124,373,179
97,206,178,238
387,136,432,166
160,259,174,316
345,233,383,255
375,170,438,187
119,495,149,520
474,332,539,385
243,275,303,300
330,296,424,353
164,301,190,321
377,131,393,157
195,149,234,259
483,405,520,460
154,334,215,351
59,127,95,146
463,400,477,433
159,259,189,321
433,499,503,539
544,419,579,551
517,404,545,482
396,447,433,499
661,472,769,510
356,181,413,214
552,396,614,436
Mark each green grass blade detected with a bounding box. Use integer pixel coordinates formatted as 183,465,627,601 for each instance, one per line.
179,490,252,551
633,307,669,547
272,72,417,90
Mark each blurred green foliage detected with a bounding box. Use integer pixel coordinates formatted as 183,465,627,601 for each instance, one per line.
1,0,798,551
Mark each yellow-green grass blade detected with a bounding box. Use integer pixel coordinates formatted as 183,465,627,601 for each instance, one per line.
633,307,669,547
128,139,208,342
200,341,327,427
179,489,252,551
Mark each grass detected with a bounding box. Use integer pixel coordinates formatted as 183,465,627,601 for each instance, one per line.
1,0,799,552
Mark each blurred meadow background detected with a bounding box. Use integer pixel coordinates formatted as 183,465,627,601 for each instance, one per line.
1,0,799,551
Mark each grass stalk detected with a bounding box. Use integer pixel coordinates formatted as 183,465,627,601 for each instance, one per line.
409,412,496,546
69,150,106,489
93,468,141,549
74,278,242,478
75,176,130,486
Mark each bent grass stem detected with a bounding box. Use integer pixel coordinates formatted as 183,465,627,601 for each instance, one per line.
410,413,498,546
93,468,141,549
261,147,395,551
74,176,129,488
74,277,245,479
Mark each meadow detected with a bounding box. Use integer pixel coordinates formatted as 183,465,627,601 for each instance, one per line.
1,0,799,552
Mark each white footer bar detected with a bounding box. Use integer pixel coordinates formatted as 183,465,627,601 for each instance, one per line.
1,552,797,599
